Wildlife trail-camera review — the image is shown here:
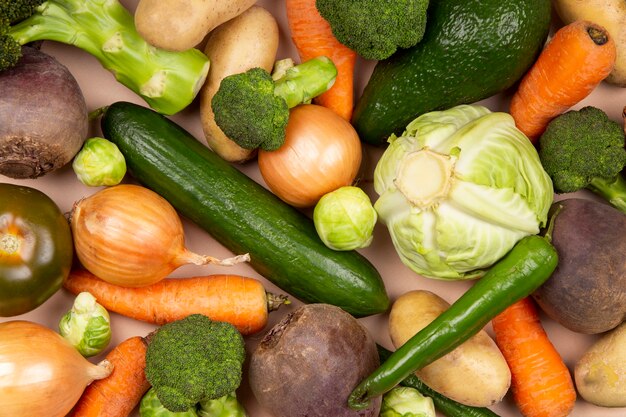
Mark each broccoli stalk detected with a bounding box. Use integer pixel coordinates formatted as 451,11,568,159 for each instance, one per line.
211,56,337,152
1,0,210,115
539,106,626,214
315,0,430,60
144,314,246,413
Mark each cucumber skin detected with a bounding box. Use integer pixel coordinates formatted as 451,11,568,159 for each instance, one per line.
101,102,390,317
352,0,552,146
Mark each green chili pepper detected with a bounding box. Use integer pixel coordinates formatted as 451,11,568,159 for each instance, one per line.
377,345,501,417
349,234,558,409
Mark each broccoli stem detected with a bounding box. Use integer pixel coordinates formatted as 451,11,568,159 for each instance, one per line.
587,174,626,215
273,56,338,108
9,0,210,115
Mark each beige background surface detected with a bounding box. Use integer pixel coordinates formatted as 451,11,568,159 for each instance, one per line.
2,1,626,416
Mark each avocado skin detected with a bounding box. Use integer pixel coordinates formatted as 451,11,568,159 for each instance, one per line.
352,0,551,146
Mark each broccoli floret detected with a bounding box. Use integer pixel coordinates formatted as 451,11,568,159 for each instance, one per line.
0,0,209,115
145,314,246,413
315,0,430,60
539,106,626,214
211,56,337,152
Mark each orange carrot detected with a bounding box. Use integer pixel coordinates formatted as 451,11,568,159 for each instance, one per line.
286,0,357,121
69,336,150,417
63,269,289,335
491,297,576,417
510,20,616,142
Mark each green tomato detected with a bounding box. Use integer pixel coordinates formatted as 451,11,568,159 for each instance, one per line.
72,137,126,186
140,388,199,417
59,291,112,357
0,183,73,316
313,186,377,251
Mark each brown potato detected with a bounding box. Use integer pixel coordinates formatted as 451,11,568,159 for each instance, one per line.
248,304,381,417
134,0,257,52
199,6,279,162
389,290,511,407
575,322,626,407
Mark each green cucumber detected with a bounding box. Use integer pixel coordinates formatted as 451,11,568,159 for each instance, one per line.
352,0,552,146
101,101,389,317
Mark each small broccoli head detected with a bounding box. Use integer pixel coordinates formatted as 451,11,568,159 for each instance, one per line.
212,67,289,152
0,0,45,71
0,0,44,23
315,0,429,60
145,314,246,413
0,23,21,71
539,106,626,193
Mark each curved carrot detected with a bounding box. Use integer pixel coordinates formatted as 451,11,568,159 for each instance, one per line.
69,336,150,417
286,0,357,120
491,297,576,417
63,269,288,335
510,20,616,142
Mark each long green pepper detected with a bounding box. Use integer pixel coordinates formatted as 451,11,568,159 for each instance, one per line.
348,234,558,409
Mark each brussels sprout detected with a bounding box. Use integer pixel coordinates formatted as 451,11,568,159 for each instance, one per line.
198,392,248,417
313,186,377,251
380,386,436,417
59,291,111,357
374,104,554,279
140,388,199,417
72,137,126,186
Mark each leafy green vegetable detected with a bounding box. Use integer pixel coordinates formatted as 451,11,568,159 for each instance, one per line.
373,104,553,279
211,56,337,151
0,0,209,115
380,386,436,417
58,291,111,357
539,106,626,214
72,137,126,187
315,0,429,60
313,186,377,251
197,392,247,417
140,388,199,417
144,314,246,412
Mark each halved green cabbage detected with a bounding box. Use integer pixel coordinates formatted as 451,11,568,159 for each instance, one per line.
374,105,553,280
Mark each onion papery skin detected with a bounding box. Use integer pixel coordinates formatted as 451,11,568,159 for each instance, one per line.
258,104,362,208
71,184,190,287
0,320,112,417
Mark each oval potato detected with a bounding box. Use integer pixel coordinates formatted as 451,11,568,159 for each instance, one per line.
199,6,279,162
134,0,257,52
389,290,511,407
575,322,626,407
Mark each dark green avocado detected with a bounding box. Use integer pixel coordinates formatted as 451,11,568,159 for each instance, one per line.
352,0,552,146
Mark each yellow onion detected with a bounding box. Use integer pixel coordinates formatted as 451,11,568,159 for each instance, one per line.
0,320,113,417
71,184,249,287
258,104,362,208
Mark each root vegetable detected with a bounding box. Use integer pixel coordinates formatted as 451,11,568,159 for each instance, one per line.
575,322,626,407
249,303,382,417
199,6,279,162
389,290,511,407
0,46,87,179
532,198,626,334
134,0,257,52
552,0,626,87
